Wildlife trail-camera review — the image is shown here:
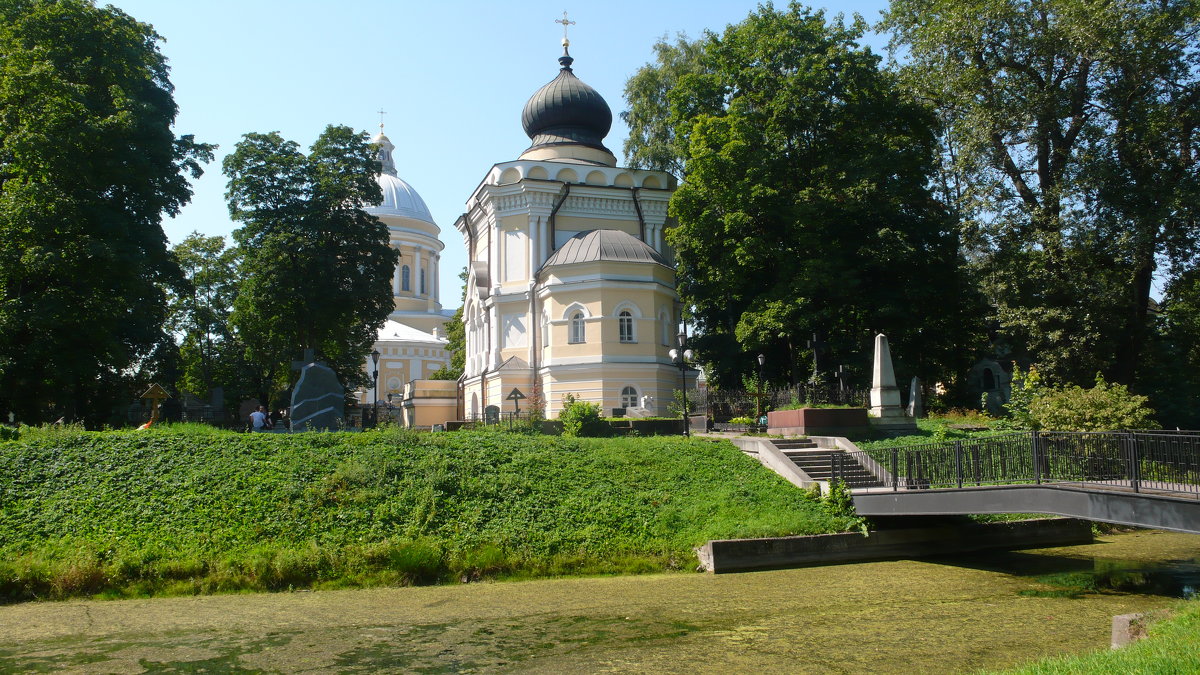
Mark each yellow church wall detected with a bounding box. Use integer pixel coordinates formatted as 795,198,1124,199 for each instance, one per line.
554,216,640,239
539,363,685,417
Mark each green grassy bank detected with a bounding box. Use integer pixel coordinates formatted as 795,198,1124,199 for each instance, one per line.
0,425,852,601
992,599,1200,674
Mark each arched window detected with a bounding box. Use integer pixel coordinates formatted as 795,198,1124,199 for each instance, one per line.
619,310,635,343
621,386,639,409
401,265,411,292
420,269,426,295
569,312,585,344
982,368,996,391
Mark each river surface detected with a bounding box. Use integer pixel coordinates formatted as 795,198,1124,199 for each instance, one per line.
0,529,1196,674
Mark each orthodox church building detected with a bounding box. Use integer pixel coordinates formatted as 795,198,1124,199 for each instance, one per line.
357,128,452,408
457,38,681,419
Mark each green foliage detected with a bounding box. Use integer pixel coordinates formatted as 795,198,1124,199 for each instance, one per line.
1027,374,1159,432
996,599,1200,674
884,0,1200,387
0,0,213,425
1141,270,1200,428
223,125,398,403
1000,366,1043,431
429,312,464,381
558,394,609,437
429,266,468,382
0,427,855,600
998,366,1159,431
621,33,707,176
822,479,868,536
623,3,983,392
167,233,248,403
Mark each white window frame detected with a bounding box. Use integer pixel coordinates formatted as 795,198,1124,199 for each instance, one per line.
619,310,635,343
569,311,586,344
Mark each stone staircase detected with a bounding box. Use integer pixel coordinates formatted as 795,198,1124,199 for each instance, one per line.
771,439,886,488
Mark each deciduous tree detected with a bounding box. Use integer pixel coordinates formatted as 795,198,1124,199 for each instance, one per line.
624,4,983,392
0,0,212,424
883,0,1200,386
223,125,398,404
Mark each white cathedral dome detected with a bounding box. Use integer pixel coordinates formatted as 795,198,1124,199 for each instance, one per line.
366,132,436,225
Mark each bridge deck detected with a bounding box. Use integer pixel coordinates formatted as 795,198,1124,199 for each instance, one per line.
852,483,1200,534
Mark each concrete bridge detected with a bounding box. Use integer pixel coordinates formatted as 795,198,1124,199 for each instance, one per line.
836,431,1200,534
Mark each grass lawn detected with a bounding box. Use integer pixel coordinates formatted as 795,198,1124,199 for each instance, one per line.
0,424,853,601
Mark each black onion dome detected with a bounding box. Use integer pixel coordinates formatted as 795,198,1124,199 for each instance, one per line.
521,50,613,154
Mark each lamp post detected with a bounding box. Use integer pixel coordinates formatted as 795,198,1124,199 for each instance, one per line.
756,353,766,420
370,349,381,428
669,328,694,437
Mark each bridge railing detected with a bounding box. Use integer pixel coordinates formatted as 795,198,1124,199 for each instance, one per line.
841,430,1200,499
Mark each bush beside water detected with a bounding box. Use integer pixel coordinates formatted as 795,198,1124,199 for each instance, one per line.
0,426,853,601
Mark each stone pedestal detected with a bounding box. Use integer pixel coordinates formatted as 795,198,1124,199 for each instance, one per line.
868,333,916,433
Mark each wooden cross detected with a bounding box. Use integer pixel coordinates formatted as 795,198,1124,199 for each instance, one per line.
555,10,575,45
140,383,169,424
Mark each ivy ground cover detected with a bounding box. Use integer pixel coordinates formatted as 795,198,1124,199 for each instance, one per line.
0,426,851,601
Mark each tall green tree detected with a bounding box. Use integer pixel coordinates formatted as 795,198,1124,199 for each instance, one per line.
883,0,1200,386
167,233,240,400
0,0,212,424
223,125,398,404
621,34,707,177
624,3,983,391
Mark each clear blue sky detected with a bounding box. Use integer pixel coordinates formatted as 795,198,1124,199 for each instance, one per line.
107,1,892,305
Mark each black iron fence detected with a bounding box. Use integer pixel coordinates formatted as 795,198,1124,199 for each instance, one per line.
838,430,1200,499
696,385,868,422
463,411,537,430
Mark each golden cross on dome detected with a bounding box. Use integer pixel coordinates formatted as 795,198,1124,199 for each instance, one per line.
555,10,575,47
377,108,387,133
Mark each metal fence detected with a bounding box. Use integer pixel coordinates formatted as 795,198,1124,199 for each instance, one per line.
696,385,868,422
463,411,537,431
841,431,1200,499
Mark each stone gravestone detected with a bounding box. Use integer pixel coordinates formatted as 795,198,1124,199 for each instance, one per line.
868,333,917,433
484,405,500,425
290,354,344,432
907,376,924,419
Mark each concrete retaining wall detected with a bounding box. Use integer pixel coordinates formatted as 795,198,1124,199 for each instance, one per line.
727,437,817,489
697,518,1093,573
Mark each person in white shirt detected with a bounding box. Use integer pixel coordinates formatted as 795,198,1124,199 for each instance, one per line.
250,405,270,432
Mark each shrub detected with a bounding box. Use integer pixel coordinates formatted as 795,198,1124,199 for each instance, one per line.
1002,365,1043,430
559,394,609,437
1029,374,1159,431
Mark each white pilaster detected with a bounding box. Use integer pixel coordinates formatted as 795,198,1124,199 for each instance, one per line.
489,305,500,368
414,246,423,296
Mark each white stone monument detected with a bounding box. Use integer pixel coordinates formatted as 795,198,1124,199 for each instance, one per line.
868,333,917,433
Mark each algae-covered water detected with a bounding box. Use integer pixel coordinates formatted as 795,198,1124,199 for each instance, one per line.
0,529,1196,673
